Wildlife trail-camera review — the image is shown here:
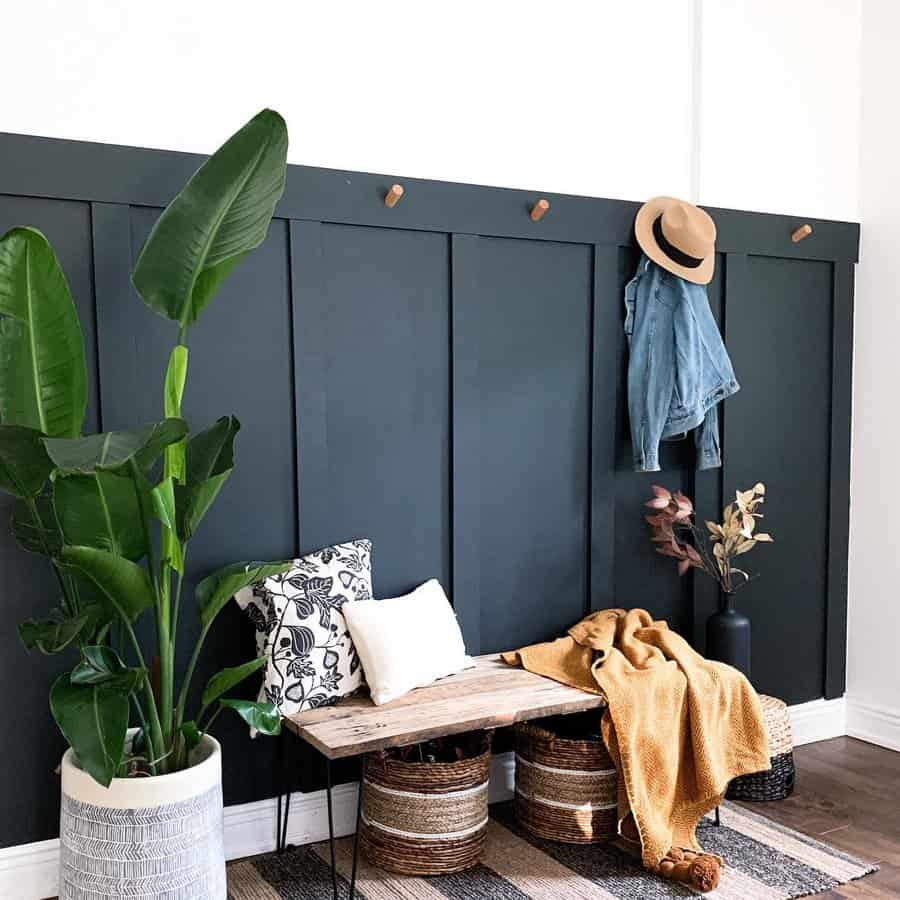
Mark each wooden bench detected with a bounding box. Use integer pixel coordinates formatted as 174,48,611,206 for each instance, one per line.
285,653,607,758
276,653,607,899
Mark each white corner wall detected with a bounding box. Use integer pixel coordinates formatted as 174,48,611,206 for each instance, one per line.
845,0,900,752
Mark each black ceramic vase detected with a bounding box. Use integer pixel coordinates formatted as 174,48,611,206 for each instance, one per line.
706,594,751,677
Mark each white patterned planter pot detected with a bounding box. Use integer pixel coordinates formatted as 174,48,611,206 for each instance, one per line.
59,735,226,900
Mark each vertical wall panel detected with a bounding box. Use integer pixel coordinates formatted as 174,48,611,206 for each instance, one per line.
691,252,727,649
825,261,853,699
453,237,593,653
589,245,621,612
724,254,833,703
451,234,483,650
0,197,98,848
613,247,693,634
292,223,451,599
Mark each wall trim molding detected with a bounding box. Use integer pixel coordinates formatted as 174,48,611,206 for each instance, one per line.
0,698,856,899
846,695,900,753
0,838,59,900
0,132,860,262
789,696,846,746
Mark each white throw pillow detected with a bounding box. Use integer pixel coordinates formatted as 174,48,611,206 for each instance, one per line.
235,539,372,720
343,579,474,706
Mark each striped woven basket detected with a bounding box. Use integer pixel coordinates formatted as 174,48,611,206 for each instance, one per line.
514,718,618,844
727,694,796,801
360,732,492,875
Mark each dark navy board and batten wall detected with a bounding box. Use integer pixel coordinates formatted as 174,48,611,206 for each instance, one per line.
0,132,858,847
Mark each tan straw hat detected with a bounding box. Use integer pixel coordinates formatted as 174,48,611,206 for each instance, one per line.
634,196,716,284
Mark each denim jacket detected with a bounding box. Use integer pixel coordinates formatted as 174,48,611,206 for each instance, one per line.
624,256,739,472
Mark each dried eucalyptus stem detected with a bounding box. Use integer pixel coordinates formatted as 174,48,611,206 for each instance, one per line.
644,483,773,594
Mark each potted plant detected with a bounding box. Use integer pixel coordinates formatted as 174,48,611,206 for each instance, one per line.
644,483,773,676
0,109,291,899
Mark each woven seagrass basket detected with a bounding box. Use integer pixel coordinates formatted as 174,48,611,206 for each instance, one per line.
514,717,618,844
727,694,795,801
360,732,492,875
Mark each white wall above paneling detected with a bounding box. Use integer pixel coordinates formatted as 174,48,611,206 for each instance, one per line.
3,1,861,221
697,0,861,221
1,0,696,203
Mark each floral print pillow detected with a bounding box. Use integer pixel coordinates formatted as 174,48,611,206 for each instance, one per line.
235,539,372,721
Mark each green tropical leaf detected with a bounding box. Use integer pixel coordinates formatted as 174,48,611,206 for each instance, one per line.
175,416,240,537
11,490,62,557
132,109,288,329
0,425,54,499
163,345,188,482
196,560,292,630
220,698,281,736
50,672,129,787
180,720,202,752
19,610,89,654
155,483,184,572
54,470,148,559
61,545,155,623
71,645,145,693
71,645,123,683
150,475,184,574
0,227,87,437
43,418,188,475
151,477,177,531
201,656,267,710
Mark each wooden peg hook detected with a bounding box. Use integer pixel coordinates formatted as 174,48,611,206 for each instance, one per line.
385,184,404,208
530,198,550,222
791,223,813,243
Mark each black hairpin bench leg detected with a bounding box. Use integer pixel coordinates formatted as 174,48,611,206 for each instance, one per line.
276,729,293,853
277,732,362,897
325,757,339,900
324,754,363,900
714,805,721,827
348,757,363,898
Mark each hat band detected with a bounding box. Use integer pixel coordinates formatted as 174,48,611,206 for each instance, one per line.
652,216,704,269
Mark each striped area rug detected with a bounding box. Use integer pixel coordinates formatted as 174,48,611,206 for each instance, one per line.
227,801,877,899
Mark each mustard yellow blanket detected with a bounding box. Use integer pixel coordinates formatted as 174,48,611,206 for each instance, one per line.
502,608,769,870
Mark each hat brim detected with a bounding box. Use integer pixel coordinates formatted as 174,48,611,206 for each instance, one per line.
634,196,715,285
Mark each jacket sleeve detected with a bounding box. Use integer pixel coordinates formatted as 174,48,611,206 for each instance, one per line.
695,402,722,470
627,276,676,473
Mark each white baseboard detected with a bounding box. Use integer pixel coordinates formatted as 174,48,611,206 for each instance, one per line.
788,696,846,746
0,839,59,900
0,696,862,900
846,695,900,752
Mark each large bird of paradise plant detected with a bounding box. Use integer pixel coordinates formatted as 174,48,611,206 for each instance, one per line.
0,109,292,785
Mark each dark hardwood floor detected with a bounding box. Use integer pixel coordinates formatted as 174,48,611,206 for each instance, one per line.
737,736,900,898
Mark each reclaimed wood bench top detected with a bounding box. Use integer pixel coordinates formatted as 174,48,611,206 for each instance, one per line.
284,654,607,759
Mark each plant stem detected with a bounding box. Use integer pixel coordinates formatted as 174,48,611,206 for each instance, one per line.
157,566,174,759
171,568,184,666
688,521,720,585
175,622,210,733
114,604,165,767
200,706,223,742
127,457,173,759
130,695,156,776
